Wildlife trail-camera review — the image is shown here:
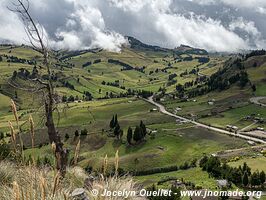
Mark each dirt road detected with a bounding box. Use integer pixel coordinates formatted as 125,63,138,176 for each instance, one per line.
144,96,266,144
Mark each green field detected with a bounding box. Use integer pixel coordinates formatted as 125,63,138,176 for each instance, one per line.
1,43,266,192
228,156,266,172
136,167,218,189
24,116,248,172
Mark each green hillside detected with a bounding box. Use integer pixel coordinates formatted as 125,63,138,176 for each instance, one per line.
0,40,265,193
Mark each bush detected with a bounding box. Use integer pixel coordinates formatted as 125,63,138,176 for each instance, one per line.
74,130,79,136
65,133,70,140
80,128,88,136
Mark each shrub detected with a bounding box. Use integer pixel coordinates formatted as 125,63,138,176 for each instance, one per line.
80,128,88,136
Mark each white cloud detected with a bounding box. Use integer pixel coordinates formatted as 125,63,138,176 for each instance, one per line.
0,0,265,52
186,0,266,15
0,0,127,52
229,17,266,49
109,0,247,51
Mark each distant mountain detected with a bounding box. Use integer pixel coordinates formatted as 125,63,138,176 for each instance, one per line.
175,44,208,55
126,36,170,52
126,36,208,55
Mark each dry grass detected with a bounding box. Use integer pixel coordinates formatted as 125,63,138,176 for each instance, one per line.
0,161,146,200
0,161,72,200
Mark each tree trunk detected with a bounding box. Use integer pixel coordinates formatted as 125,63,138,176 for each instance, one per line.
45,87,68,176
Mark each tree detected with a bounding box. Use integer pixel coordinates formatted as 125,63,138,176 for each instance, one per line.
242,162,251,175
140,121,147,137
110,115,115,129
252,84,256,92
239,71,249,88
9,0,68,176
127,127,133,144
74,130,79,137
64,133,70,140
260,171,265,185
133,126,142,143
80,128,88,136
251,171,261,187
242,172,249,187
0,132,4,140
114,123,121,139
114,114,118,127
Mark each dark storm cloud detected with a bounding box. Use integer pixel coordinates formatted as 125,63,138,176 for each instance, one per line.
0,0,265,52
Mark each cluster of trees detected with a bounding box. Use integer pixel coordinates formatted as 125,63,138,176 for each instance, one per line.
62,95,78,102
168,73,177,81
196,56,210,63
62,91,92,103
168,73,177,86
207,68,249,91
200,156,266,188
109,115,148,144
245,50,266,60
183,56,193,61
103,80,126,90
108,59,134,70
180,68,199,77
176,59,251,98
82,61,92,68
74,129,88,136
12,67,39,80
62,81,75,90
82,59,101,68
2,54,36,65
102,80,126,89
110,114,123,140
127,121,147,144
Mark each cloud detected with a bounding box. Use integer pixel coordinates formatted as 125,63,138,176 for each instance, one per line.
108,0,247,51
0,0,127,52
229,17,266,49
0,0,265,52
186,0,266,14
51,3,128,51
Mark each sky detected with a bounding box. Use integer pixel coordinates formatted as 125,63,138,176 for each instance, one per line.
0,0,266,52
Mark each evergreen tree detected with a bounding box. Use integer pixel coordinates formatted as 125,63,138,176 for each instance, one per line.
74,130,79,136
251,171,261,187
65,133,70,140
110,115,115,129
80,128,88,136
242,172,249,187
140,121,147,137
114,114,118,127
0,132,4,140
133,126,142,142
114,123,121,139
127,127,133,144
242,162,251,176
260,171,265,185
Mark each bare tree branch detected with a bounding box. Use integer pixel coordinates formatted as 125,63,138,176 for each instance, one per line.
9,0,69,176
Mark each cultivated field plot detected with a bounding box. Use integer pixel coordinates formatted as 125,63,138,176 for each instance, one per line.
228,156,266,172
25,121,248,172
135,167,217,189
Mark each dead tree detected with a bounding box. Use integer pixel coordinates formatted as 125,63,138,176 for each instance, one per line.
9,0,68,176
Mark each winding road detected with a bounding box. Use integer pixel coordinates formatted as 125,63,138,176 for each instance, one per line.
144,96,266,144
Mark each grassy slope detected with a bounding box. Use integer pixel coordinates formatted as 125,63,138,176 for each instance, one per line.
228,156,266,172
136,167,217,189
